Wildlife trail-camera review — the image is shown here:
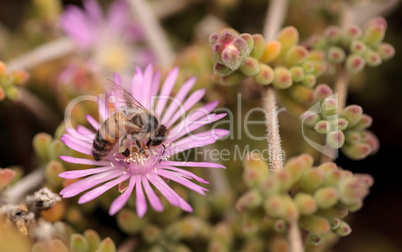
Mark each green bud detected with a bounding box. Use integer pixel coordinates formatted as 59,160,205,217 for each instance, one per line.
364,49,382,67
313,84,333,102
70,234,88,252
314,186,339,209
316,207,348,219
343,25,363,44
274,219,286,233
321,97,338,117
349,40,367,55
207,240,228,252
300,169,325,193
329,218,340,230
214,63,233,77
277,26,299,57
302,60,315,74
301,111,320,128
142,224,162,244
98,238,116,252
261,40,281,63
284,154,313,184
235,189,263,212
4,85,21,101
342,105,363,128
324,26,342,44
327,46,345,64
239,33,254,51
273,67,292,89
45,161,65,187
242,213,261,235
353,114,372,130
33,133,52,161
299,215,331,234
264,194,286,218
242,153,269,187
239,57,260,76
331,118,349,131
289,84,313,104
285,45,308,66
346,54,366,73
361,130,379,154
48,240,69,252
302,74,316,88
363,24,385,47
260,176,280,197
308,35,327,49
377,42,395,61
283,196,300,222
323,169,343,186
307,233,324,246
213,222,234,246
48,139,65,161
345,131,362,145
220,71,245,85
326,130,345,149
338,175,373,207
250,34,265,60
117,209,147,234
84,229,101,252
254,64,274,85
314,120,329,134
294,193,317,215
290,66,305,82
54,123,66,140
334,221,352,236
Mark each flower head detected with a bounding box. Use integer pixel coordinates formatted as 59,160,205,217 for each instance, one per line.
59,65,229,217
61,0,153,73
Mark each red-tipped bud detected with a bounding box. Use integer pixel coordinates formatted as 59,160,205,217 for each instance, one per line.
277,26,299,56
342,143,372,160
294,193,317,215
261,40,281,63
290,66,305,82
250,34,265,60
299,215,331,234
324,26,343,44
328,46,346,64
314,187,339,209
285,45,308,66
301,111,320,128
327,130,345,149
334,221,352,236
349,40,367,55
289,85,313,104
314,120,329,134
364,49,382,67
213,63,233,77
313,84,333,102
301,169,325,193
273,67,292,89
377,42,395,61
341,105,363,127
346,54,366,73
363,23,386,47
254,63,274,85
239,57,260,76
343,25,363,43
302,74,316,88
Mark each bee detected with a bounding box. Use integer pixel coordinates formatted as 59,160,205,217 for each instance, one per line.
92,79,167,161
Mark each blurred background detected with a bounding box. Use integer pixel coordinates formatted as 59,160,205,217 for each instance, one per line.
1,0,401,251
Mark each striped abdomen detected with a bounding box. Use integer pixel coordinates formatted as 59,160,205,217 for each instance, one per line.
92,112,124,161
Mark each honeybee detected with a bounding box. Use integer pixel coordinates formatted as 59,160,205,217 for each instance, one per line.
92,79,167,161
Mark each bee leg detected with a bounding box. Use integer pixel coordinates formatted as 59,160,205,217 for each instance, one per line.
159,144,166,163
132,136,148,157
118,134,129,156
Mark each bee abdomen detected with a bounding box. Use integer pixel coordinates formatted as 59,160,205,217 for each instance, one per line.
92,131,116,161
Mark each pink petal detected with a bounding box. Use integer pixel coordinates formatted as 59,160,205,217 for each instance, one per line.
83,0,103,23
77,125,95,136
60,169,121,197
148,173,192,212
161,77,196,125
141,175,163,212
165,88,206,128
109,176,136,215
131,67,144,104
78,173,131,204
59,156,110,167
141,64,154,109
155,67,178,116
169,113,227,142
135,176,148,217
113,73,123,86
161,161,225,169
107,0,129,32
157,169,207,195
60,135,92,156
158,165,210,183
85,114,100,130
65,127,92,142
150,70,161,107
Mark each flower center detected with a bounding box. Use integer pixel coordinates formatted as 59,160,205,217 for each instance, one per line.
94,41,130,72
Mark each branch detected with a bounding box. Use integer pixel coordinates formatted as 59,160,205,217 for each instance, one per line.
263,0,289,41
5,38,75,72
1,168,45,204
129,0,175,68
263,86,283,174
288,221,304,252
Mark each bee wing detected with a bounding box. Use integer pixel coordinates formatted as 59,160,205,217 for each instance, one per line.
104,79,150,113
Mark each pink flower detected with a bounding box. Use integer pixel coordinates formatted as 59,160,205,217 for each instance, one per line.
61,0,153,72
59,65,229,217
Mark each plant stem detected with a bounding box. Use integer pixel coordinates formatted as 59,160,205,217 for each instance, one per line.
263,0,289,41
263,86,283,174
129,0,175,68
262,1,303,251
5,38,75,72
